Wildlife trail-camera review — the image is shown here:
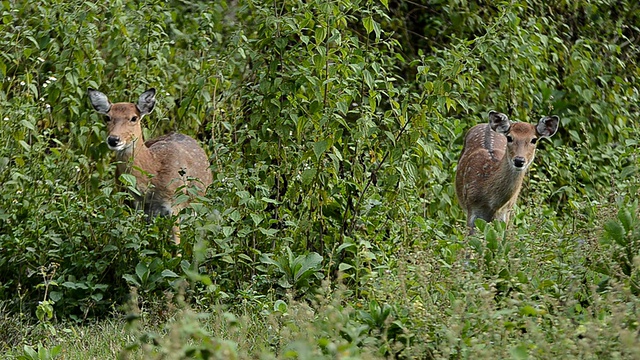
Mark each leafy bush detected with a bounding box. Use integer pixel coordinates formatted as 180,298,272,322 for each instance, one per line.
1,0,639,358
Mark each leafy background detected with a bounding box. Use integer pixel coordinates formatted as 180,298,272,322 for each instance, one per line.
0,0,639,358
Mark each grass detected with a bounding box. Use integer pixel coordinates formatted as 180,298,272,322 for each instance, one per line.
3,196,640,359
1,317,131,359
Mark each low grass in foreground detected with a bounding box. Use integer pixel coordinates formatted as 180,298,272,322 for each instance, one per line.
3,197,640,359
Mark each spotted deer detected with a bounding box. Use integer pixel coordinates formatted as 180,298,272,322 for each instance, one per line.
88,88,213,244
455,110,559,234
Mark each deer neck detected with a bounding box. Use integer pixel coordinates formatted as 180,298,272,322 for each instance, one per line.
490,153,526,205
115,138,158,187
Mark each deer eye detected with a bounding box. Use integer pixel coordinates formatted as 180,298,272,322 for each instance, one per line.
506,135,513,143
130,116,138,123
531,138,538,144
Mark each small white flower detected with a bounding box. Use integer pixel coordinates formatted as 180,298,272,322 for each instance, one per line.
16,190,22,195
43,83,47,88
20,81,25,86
75,166,80,173
37,57,45,63
48,76,57,81
3,117,8,121
39,97,44,102
165,92,170,96
45,104,51,110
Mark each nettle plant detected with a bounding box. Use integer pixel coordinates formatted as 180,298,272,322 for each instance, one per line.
190,0,426,292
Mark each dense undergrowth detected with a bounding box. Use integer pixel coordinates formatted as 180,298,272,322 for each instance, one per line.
0,0,639,358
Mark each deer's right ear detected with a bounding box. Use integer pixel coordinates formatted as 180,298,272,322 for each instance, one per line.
88,88,111,114
488,110,511,134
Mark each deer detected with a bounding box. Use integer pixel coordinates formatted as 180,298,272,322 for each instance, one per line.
88,87,213,244
455,110,559,234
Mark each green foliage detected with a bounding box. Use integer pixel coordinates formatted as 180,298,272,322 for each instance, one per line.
1,0,639,358
18,344,62,360
260,249,324,294
596,198,640,295
122,259,181,294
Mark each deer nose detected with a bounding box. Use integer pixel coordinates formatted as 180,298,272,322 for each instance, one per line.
107,135,121,148
513,156,526,168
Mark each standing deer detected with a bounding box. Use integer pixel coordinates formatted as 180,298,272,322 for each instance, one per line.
455,110,559,234
88,87,213,244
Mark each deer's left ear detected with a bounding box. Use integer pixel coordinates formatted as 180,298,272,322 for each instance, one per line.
536,115,559,138
137,88,156,116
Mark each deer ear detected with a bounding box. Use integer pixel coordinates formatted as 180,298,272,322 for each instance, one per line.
488,110,511,134
536,115,559,138
137,88,156,116
88,88,111,114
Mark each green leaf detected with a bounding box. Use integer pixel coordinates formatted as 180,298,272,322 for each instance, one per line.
277,277,293,289
160,270,179,278
251,213,264,226
313,139,329,160
19,140,31,151
50,345,62,358
363,69,374,89
510,344,529,359
260,254,284,273
301,168,317,185
604,220,626,246
261,197,280,204
119,174,140,195
259,228,278,236
292,252,323,283
23,345,38,360
617,208,634,233
315,26,326,45
122,274,141,287
486,227,498,250
363,16,374,34
135,262,149,284
519,305,538,316
20,119,35,131
274,299,288,313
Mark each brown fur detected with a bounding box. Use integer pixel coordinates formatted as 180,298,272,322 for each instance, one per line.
89,89,212,243
455,111,559,234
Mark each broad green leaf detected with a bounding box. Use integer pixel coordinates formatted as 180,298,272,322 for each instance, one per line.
161,270,179,278
274,300,288,313
604,220,626,246
301,168,317,185
486,227,498,251
251,213,264,226
313,139,329,160
293,252,323,283
315,26,326,45
23,345,38,359
510,344,529,359
122,274,140,287
617,208,634,233
363,16,373,34
135,262,149,284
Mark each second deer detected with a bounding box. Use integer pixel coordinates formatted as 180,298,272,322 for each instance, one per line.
88,87,213,244
455,110,559,234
